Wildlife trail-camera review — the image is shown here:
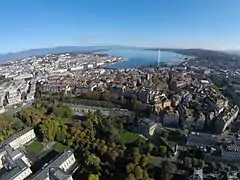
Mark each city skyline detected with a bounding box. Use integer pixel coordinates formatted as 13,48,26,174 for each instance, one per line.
1,0,240,53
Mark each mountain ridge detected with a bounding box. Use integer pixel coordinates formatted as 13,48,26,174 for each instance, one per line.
0,46,240,62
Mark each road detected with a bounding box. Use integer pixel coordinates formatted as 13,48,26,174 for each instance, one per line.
5,99,35,113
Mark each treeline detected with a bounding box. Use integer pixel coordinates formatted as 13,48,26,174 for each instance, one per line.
62,98,117,109
37,87,148,112
0,112,26,142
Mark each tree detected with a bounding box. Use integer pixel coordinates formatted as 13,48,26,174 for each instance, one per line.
140,154,150,167
125,173,136,180
126,163,135,174
134,165,144,180
147,143,154,153
88,174,99,180
184,157,192,169
18,108,43,126
160,146,167,154
210,162,217,171
67,139,73,146
197,159,205,169
0,114,9,131
12,118,25,131
161,160,177,180
99,145,108,155
85,153,101,169
0,134,4,142
39,117,59,141
56,124,69,143
217,162,225,170
192,158,198,168
133,152,141,164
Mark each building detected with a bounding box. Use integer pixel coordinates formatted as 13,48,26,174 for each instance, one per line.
213,106,239,133
6,129,36,151
170,77,192,90
0,146,32,180
110,85,126,99
0,128,36,180
70,66,84,71
30,150,76,180
137,87,154,104
7,88,21,106
186,132,218,148
154,98,171,113
133,118,160,137
0,128,36,151
233,134,240,146
221,145,240,162
13,73,33,80
188,169,203,180
162,111,180,127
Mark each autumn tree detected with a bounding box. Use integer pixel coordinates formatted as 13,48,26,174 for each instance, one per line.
85,153,101,170
88,174,99,180
39,117,59,141
161,160,177,180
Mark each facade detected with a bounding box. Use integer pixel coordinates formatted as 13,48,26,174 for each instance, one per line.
30,150,76,180
0,128,36,180
137,87,153,104
8,129,36,150
7,88,21,106
213,106,239,133
13,73,33,80
133,118,160,137
0,147,32,180
154,99,171,113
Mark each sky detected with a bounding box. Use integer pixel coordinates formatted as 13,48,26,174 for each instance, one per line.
0,0,240,53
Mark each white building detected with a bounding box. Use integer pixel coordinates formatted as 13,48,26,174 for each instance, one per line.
8,129,36,150
70,66,84,71
51,68,68,75
13,73,33,80
0,148,32,180
31,150,76,180
0,128,36,180
87,64,94,69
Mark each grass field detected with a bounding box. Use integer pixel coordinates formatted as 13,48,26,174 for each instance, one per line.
26,141,68,161
26,141,44,155
119,130,139,144
52,142,68,153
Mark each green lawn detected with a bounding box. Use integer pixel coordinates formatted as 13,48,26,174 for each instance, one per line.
38,149,52,159
52,142,68,153
119,130,139,144
26,141,44,155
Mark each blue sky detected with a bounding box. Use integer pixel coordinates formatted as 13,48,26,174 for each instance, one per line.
0,0,240,53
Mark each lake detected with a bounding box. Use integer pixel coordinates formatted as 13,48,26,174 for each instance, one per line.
100,48,190,69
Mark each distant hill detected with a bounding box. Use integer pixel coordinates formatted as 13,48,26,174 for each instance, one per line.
0,46,110,62
1,46,240,63
144,48,240,60
225,50,240,56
